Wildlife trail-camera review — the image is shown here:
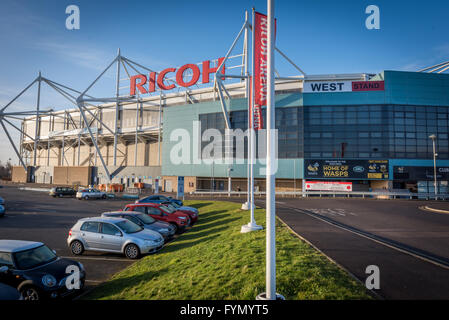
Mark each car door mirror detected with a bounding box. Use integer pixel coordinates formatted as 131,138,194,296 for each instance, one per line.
52,250,57,254
115,232,122,237
0,266,9,273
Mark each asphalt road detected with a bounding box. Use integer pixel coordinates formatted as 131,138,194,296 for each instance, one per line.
0,185,141,295
258,197,449,299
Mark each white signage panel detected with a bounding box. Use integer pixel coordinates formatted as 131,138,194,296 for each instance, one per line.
303,81,353,93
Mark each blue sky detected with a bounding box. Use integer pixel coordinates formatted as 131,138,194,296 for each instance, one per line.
0,0,448,164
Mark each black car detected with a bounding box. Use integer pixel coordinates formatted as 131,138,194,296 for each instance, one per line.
0,283,21,300
0,240,86,300
50,187,76,198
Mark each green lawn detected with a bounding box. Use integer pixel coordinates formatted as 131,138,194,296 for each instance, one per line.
84,200,372,300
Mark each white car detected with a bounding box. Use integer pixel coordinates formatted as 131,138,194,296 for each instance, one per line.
76,188,107,200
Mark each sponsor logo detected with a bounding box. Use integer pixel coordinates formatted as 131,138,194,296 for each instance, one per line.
353,166,365,173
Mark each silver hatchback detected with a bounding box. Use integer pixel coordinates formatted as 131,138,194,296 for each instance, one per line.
67,217,164,259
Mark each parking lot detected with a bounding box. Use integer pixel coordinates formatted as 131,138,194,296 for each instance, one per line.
0,185,165,296
264,197,449,299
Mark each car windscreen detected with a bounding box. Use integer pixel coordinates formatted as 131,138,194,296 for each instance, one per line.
159,205,175,214
164,203,177,211
115,220,143,234
136,213,156,224
13,245,57,270
169,202,181,208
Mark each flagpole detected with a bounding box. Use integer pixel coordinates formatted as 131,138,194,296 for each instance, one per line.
241,8,262,233
257,0,283,300
242,9,251,212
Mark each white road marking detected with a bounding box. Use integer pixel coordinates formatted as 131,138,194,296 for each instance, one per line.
60,256,132,262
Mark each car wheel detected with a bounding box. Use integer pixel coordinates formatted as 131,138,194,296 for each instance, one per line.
71,240,84,255
102,194,107,199
124,244,140,259
170,223,179,234
20,286,40,301
84,195,89,200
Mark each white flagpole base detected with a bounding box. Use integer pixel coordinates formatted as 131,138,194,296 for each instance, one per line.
240,222,263,233
241,201,255,210
256,292,285,300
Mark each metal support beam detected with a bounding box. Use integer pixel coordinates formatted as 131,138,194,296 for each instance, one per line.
113,48,121,166
0,119,27,170
33,72,42,167
76,99,111,180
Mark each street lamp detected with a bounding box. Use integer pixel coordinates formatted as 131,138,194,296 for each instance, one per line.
429,134,438,198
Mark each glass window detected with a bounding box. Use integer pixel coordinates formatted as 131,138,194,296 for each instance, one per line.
0,252,14,267
13,245,57,270
81,222,100,233
101,223,121,236
132,206,146,214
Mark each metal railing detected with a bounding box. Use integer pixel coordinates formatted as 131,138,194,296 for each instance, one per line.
191,190,449,201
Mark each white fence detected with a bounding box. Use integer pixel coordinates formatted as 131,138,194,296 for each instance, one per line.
191,190,449,200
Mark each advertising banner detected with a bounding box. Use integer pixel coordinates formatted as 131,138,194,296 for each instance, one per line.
303,80,385,93
305,159,389,180
393,166,449,181
177,176,185,198
303,81,353,93
253,12,275,130
305,181,352,192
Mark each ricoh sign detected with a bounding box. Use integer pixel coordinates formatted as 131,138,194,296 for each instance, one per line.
130,58,225,95
303,80,385,93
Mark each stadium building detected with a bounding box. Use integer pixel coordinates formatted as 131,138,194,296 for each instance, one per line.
8,68,449,195
4,15,449,196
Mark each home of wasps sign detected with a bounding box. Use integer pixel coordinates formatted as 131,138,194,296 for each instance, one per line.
304,159,389,180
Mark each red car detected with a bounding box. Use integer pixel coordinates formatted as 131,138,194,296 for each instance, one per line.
160,202,198,225
123,203,190,233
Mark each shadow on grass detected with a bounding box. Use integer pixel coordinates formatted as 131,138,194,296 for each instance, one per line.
85,267,169,299
192,217,240,233
179,226,229,241
198,209,228,219
162,234,220,253
197,214,231,224
187,202,214,209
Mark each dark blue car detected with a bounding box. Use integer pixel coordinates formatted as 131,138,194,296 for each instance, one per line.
135,195,183,206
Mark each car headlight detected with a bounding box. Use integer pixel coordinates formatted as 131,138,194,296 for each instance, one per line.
178,216,186,220
42,274,57,287
144,239,157,244
159,228,169,233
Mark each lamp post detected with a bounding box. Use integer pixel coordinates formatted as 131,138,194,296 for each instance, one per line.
429,134,438,198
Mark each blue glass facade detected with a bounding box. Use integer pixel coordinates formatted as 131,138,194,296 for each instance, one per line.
162,70,449,188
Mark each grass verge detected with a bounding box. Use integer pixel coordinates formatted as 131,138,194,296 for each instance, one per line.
83,200,371,300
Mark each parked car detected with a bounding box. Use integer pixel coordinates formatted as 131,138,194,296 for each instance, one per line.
50,187,76,198
67,217,164,259
101,211,176,241
0,205,4,218
166,201,199,215
161,202,198,224
0,240,85,300
124,203,190,233
76,188,107,200
136,195,183,206
0,283,22,300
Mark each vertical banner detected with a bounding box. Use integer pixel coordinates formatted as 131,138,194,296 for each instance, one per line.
177,176,185,198
253,12,276,130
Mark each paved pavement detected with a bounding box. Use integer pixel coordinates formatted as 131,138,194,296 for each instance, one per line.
0,185,142,294
256,197,449,299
